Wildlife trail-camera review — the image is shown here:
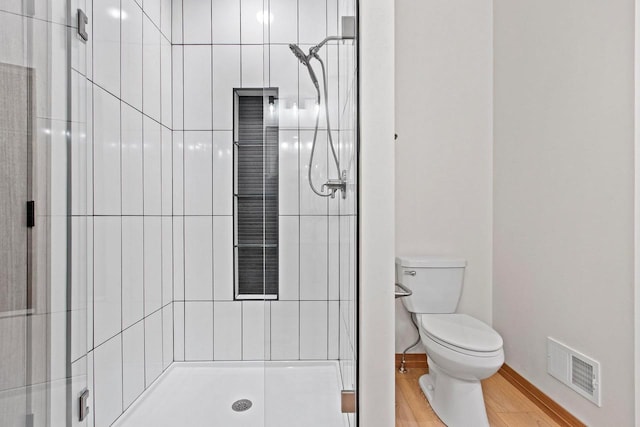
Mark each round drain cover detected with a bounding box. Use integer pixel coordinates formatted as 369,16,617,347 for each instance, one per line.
232,399,253,412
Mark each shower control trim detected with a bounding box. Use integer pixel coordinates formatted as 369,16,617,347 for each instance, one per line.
322,171,348,199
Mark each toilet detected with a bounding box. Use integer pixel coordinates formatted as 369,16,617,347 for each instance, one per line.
396,256,504,427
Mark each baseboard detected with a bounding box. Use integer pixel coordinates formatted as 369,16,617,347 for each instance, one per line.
395,353,427,369
499,364,586,427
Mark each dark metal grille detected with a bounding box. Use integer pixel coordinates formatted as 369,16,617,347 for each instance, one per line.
234,92,279,297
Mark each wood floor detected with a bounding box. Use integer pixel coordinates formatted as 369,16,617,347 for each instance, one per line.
396,368,564,427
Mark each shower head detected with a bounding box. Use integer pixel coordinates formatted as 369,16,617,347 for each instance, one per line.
289,43,319,90
289,43,309,66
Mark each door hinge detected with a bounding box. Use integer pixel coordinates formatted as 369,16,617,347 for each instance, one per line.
78,9,88,42
79,388,90,422
26,201,34,228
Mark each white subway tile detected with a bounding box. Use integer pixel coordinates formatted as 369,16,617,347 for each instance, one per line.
143,116,162,214
121,103,143,215
269,45,298,129
143,0,161,28
93,0,120,96
172,131,184,214
183,46,212,130
161,38,172,128
172,46,184,130
171,0,183,43
93,335,122,427
328,301,339,359
185,302,214,360
212,131,233,216
270,301,299,360
212,45,240,130
270,0,297,44
184,131,213,214
122,321,145,409
143,14,161,121
161,0,172,39
279,216,299,300
93,87,121,215
299,0,326,44
122,217,144,329
162,217,173,305
183,0,212,43
161,126,173,215
213,216,233,301
241,45,265,88
121,0,143,110
299,130,329,215
70,218,88,362
144,310,163,385
240,0,265,44
213,302,242,360
162,304,174,368
174,302,185,361
173,216,185,300
328,215,340,300
300,301,327,359
144,217,163,315
212,0,240,43
299,216,328,300
278,130,299,215
93,217,122,346
184,217,213,300
242,301,271,361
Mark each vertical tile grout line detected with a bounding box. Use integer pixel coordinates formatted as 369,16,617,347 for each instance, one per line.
119,0,125,414
211,1,215,360
141,0,148,390
182,0,186,361
296,0,301,363
158,0,165,376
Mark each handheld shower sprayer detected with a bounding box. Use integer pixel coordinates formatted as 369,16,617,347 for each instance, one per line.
287,16,356,199
288,44,319,91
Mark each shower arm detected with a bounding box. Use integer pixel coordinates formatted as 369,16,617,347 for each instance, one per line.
309,35,355,58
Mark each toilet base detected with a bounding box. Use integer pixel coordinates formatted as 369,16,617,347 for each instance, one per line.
419,361,490,427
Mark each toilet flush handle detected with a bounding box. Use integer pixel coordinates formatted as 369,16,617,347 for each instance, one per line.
404,270,416,276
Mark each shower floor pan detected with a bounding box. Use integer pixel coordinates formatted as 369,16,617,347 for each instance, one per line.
113,361,349,427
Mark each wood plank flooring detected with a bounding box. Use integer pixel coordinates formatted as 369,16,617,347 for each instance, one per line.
396,368,564,427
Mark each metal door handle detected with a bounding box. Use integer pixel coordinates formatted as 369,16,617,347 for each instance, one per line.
404,270,416,276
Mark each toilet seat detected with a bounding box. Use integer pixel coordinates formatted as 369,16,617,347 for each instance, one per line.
418,314,503,356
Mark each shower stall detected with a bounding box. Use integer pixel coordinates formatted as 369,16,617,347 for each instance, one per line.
0,0,359,426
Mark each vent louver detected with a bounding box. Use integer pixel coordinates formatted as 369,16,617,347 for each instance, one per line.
547,337,600,406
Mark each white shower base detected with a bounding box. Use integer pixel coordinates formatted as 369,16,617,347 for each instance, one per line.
113,361,349,427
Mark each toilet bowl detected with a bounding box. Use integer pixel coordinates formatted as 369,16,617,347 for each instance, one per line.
418,314,504,427
395,256,504,427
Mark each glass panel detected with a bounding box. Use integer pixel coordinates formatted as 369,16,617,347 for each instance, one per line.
0,2,87,427
263,0,358,426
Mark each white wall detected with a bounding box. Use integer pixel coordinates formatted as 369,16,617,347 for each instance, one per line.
359,0,396,426
394,0,493,352
493,1,635,425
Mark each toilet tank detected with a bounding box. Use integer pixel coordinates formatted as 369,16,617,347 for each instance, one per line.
396,256,466,314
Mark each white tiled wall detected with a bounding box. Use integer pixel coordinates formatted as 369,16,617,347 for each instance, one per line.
171,0,354,365
77,1,174,426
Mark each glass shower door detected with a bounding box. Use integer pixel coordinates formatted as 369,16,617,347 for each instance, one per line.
0,2,88,426
259,0,359,426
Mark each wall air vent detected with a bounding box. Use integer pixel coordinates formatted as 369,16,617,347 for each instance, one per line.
547,337,601,406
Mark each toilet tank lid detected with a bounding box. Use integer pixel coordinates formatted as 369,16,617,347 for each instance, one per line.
395,256,466,268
